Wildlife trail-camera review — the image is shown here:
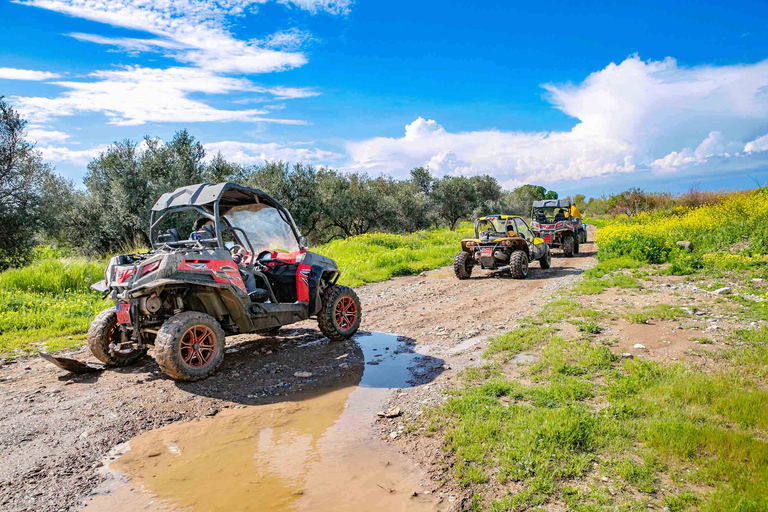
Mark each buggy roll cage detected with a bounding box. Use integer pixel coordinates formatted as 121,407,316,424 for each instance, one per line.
531,199,573,222
148,182,306,256
474,215,532,239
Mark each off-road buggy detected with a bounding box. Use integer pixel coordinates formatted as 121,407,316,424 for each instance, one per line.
529,199,587,257
85,182,361,381
453,215,551,280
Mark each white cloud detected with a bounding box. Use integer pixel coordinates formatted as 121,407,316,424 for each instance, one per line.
12,66,310,125
745,133,768,153
204,140,343,165
11,0,337,126
0,67,61,80
37,144,108,164
346,56,768,186
26,128,70,143
17,0,339,74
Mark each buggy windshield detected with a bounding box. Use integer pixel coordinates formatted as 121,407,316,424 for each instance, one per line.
533,208,569,223
476,218,507,234
225,204,300,255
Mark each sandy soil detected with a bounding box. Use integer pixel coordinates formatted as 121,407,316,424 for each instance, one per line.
0,233,597,512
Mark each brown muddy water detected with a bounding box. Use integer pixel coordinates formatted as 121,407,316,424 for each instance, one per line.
82,333,447,512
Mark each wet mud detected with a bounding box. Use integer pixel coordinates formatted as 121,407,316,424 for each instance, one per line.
83,334,446,512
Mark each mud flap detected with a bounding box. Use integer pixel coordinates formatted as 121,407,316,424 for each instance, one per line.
39,352,107,373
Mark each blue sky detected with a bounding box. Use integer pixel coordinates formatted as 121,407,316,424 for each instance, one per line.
1,0,768,197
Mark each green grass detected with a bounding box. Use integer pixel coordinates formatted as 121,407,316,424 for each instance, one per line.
316,224,473,287
574,273,642,295
626,304,688,324
426,300,768,510
0,257,109,357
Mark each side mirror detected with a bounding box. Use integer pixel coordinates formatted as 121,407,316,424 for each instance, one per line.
299,235,308,248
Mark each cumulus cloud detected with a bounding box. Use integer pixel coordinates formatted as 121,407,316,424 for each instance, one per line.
25,128,70,143
345,56,768,186
204,140,343,165
0,67,61,80
745,133,768,153
37,144,108,164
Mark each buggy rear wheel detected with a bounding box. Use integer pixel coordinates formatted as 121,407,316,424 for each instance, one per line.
318,285,361,341
574,236,580,255
155,311,225,381
454,251,473,279
563,233,574,257
88,308,147,366
509,250,529,279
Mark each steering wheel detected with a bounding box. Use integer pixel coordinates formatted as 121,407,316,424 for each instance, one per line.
229,244,243,256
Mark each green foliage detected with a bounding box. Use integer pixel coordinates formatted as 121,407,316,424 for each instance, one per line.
574,273,642,295
571,320,601,334
0,257,105,294
0,256,108,356
486,325,556,360
584,257,644,279
597,230,674,264
665,250,704,275
0,98,56,270
315,224,472,287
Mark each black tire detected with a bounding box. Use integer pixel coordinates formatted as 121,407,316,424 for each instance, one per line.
581,230,587,244
87,308,147,366
256,326,281,336
318,285,361,341
539,248,551,269
509,250,529,279
453,251,473,280
563,233,574,257
574,236,580,255
154,311,225,381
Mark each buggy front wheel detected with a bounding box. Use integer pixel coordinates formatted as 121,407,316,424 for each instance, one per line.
318,285,361,341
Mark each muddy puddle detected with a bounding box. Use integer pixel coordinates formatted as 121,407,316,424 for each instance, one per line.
82,333,446,512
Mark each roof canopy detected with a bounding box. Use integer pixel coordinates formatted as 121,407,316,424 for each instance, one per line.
532,199,572,209
151,182,279,213
477,214,521,221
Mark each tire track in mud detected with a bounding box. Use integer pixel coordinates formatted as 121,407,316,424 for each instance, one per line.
0,232,597,512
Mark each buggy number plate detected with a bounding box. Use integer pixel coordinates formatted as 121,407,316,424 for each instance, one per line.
481,248,492,257
116,303,131,325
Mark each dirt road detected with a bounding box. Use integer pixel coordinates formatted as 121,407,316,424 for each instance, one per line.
0,236,596,511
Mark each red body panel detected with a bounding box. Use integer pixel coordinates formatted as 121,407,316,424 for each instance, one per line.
116,303,132,325
178,259,247,294
296,264,311,302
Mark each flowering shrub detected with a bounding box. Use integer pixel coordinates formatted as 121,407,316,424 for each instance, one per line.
596,189,768,263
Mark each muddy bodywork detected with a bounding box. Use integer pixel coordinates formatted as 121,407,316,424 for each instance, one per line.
529,199,587,250
459,215,549,271
87,182,356,380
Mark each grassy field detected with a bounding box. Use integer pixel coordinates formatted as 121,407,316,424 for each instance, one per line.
428,309,768,510
418,191,768,510
316,223,473,287
595,188,768,266
0,224,472,357
0,257,109,356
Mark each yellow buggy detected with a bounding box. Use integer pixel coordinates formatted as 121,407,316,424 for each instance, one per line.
454,215,551,280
